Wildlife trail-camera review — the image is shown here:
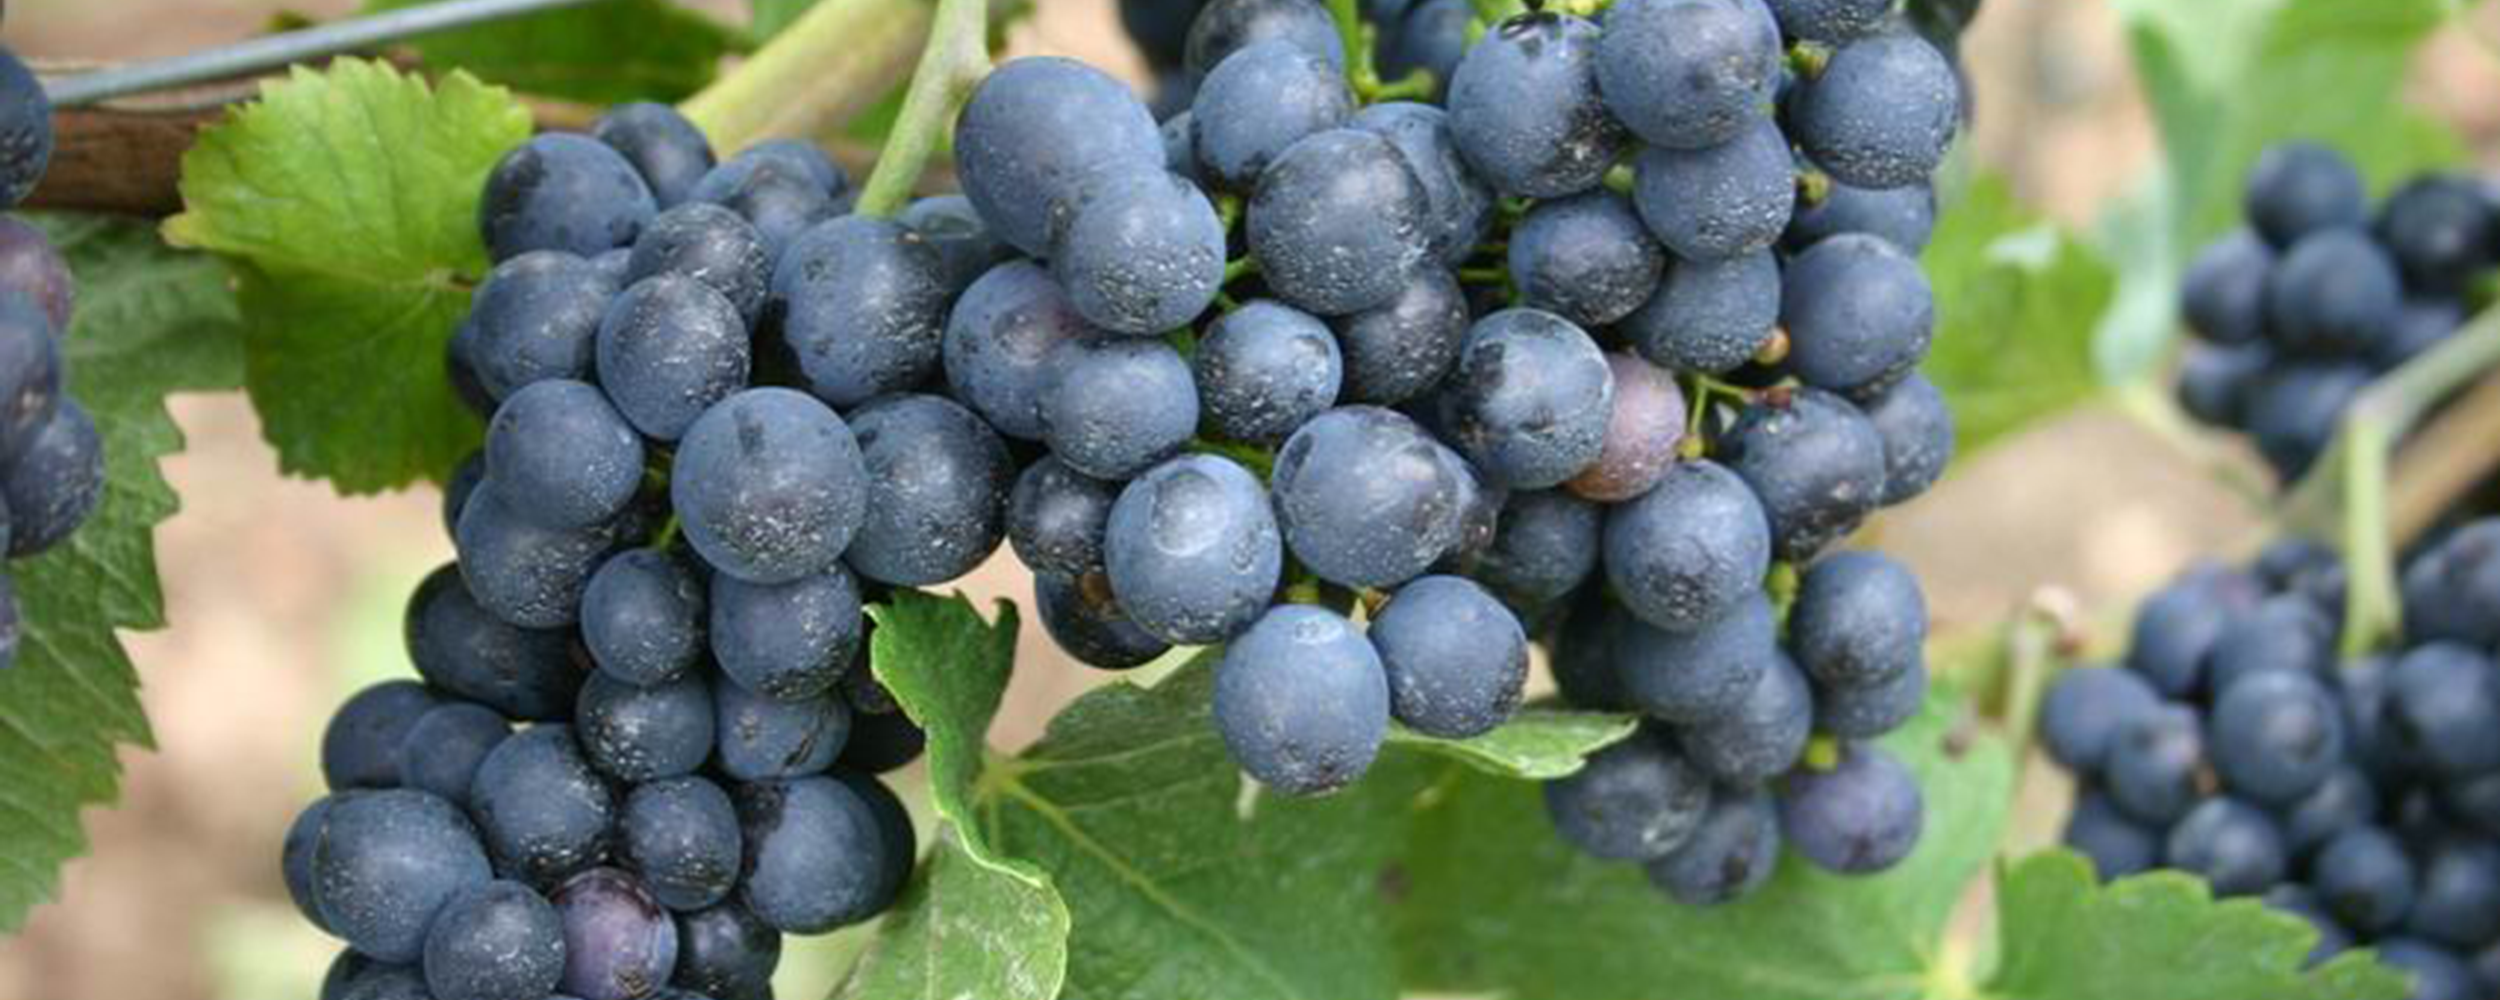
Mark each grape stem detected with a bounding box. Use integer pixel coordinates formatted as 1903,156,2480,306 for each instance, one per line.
680,0,938,154
2279,306,2500,656
850,0,994,217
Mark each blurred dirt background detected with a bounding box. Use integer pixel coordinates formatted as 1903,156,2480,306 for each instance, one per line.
1,0,2497,998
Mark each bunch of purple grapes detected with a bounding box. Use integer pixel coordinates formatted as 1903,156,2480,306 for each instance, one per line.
2045,528,2500,1000
2176,141,2498,482
0,46,107,668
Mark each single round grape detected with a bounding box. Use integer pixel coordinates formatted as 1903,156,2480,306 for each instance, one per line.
2104,704,2204,825
770,215,950,408
2208,668,2342,806
0,286,56,459
1349,102,1495,265
580,549,704,687
1784,173,1939,254
592,102,717,208
2315,825,2417,931
942,260,1096,442
1213,604,1390,796
673,388,867,586
685,155,836,258
406,564,584,721
1724,388,1888,562
1787,32,1960,190
832,769,919,912
1248,127,1430,316
0,216,75,332
709,566,863,702
723,139,851,201
1643,788,1779,906
671,903,780,1000
2165,797,2288,898
1048,164,1226,335
480,133,657,261
1329,266,1470,404
954,57,1163,256
0,48,53,209
2282,764,2377,860
2038,666,2160,775
485,379,644,530
2243,141,2366,248
454,484,618,629
1184,0,1344,77
595,273,750,442
1041,335,1199,480
396,702,510,802
1104,454,1282,643
1035,570,1174,670
322,680,440,791
626,201,770,325
2374,174,2494,294
2176,342,2271,428
285,796,342,933
1446,14,1625,198
466,251,616,402
311,789,493,964
736,777,896,933
1678,648,1813,784
844,393,1012,587
899,193,1012,296
2386,642,2500,777
1372,575,1528,738
2376,298,2461,371
1271,406,1466,589
470,725,617,886
1779,743,1923,874
2124,565,2260,697
2265,228,2401,356
1194,299,1343,445
1477,489,1601,608
621,777,743,912
1860,372,1954,505
318,948,389,1000
1791,550,1926,688
1780,233,1935,395
714,675,850,782
577,669,715,783
1618,593,1778,724
1631,117,1796,261
423,880,565,1000
1543,732,1709,861
2402,522,2500,647
1622,249,1780,376
2061,789,2158,879
1602,459,1771,632
1189,40,1353,191
1008,456,1118,577
1566,353,1683,503
2180,229,2274,346
1444,308,1613,489
1509,192,1665,328
1765,0,1890,42
1597,0,1781,149
0,398,97,557
553,868,680,1000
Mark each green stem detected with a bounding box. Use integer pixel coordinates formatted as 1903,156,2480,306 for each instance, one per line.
1327,0,1370,87
1223,256,1261,284
651,513,681,552
1366,69,1437,102
1998,598,2066,756
852,0,994,217
679,0,933,153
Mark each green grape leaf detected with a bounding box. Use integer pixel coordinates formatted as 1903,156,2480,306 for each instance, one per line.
0,214,246,930
1921,175,2117,456
1984,851,2409,1000
834,591,1069,1000
165,59,528,493
975,662,1411,1000
1392,687,2014,1000
2096,0,2459,384
1388,706,1640,779
365,0,741,104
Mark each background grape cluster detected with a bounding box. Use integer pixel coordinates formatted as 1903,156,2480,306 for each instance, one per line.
290,0,1973,989
0,45,106,671
2176,140,2496,482
2043,525,2500,1000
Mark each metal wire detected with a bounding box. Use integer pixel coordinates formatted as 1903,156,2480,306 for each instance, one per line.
43,0,616,107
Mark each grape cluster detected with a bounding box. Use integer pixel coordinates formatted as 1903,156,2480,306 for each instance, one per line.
2176,141,2497,481
295,105,926,1000
2044,529,2500,1000
1081,0,1963,902
0,47,106,670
